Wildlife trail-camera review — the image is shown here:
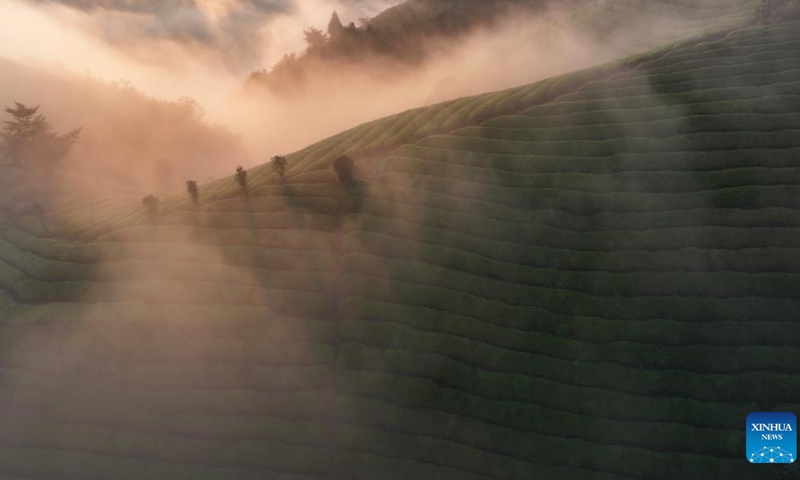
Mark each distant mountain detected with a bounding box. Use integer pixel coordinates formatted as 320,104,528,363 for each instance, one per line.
246,0,793,100
244,0,584,96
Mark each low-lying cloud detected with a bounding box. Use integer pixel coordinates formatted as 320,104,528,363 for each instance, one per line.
0,0,403,158
23,0,399,74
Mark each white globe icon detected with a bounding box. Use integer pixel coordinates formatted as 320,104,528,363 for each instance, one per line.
749,447,795,464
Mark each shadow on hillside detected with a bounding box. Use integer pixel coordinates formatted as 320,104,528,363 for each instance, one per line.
279,184,339,216
340,180,367,217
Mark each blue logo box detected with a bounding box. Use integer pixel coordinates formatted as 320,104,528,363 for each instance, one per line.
747,412,796,464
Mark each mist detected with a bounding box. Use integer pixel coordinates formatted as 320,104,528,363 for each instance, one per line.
0,0,401,115
235,0,734,158
0,0,725,183
3,2,796,478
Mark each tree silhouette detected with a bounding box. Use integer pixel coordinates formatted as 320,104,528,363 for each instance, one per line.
142,194,159,223
333,155,355,185
186,180,199,207
271,155,288,182
1,102,81,169
235,166,249,197
303,27,328,52
328,11,344,38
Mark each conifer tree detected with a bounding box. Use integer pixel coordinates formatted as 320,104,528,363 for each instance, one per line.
1,102,81,169
328,11,344,38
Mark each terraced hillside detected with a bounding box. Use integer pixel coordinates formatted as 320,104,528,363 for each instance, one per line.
427,0,779,101
2,15,800,480
540,0,765,52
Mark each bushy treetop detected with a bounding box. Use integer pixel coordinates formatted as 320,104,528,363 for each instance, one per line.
1,102,81,169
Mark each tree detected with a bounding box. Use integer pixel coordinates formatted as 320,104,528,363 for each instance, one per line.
142,194,159,223
175,96,205,121
235,166,249,197
186,180,199,207
303,27,328,52
271,155,288,182
328,11,345,38
1,102,81,169
333,155,355,185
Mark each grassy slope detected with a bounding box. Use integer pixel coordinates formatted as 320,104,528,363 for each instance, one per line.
1,7,800,480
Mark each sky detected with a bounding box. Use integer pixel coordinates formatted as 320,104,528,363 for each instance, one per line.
0,0,401,115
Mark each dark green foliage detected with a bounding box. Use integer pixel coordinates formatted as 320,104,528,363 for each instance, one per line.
186,180,199,207
235,165,249,197
1,101,81,169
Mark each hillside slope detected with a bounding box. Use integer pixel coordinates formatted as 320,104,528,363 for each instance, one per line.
248,0,770,102
425,0,770,101
1,16,800,480
245,0,572,94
